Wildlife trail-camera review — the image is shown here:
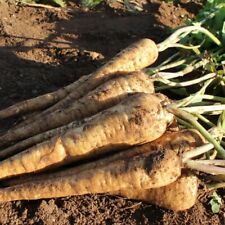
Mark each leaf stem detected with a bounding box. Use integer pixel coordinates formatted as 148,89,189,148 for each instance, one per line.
156,72,216,91
185,160,225,175
192,160,225,166
157,26,221,52
168,107,225,158
146,59,186,75
175,79,214,107
207,182,225,191
194,113,215,127
182,143,214,162
176,117,194,129
180,105,225,114
152,59,208,80
202,95,225,103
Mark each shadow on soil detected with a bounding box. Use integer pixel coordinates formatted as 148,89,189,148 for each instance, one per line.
0,1,166,130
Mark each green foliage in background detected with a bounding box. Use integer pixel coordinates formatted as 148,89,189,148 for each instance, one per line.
209,192,222,213
185,0,225,48
80,0,103,8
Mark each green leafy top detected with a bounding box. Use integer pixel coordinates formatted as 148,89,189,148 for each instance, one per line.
80,0,103,9
209,191,222,213
184,0,225,49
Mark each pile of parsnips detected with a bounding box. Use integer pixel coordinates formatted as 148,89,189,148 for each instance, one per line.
0,38,207,211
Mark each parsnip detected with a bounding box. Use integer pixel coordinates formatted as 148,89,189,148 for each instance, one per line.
2,129,204,187
114,172,198,211
0,121,83,159
0,147,181,202
0,93,173,180
0,71,154,146
112,129,203,211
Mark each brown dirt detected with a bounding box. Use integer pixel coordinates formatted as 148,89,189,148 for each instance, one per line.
0,0,224,224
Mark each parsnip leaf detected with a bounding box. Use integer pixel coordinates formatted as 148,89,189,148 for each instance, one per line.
209,191,222,213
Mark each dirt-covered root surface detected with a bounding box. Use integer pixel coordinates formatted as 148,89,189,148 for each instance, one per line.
0,0,224,224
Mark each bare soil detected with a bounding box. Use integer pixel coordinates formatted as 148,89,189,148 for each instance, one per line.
0,0,224,224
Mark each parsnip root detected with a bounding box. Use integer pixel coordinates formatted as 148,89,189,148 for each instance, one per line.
0,147,181,202
0,71,154,146
0,93,173,180
114,172,198,211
